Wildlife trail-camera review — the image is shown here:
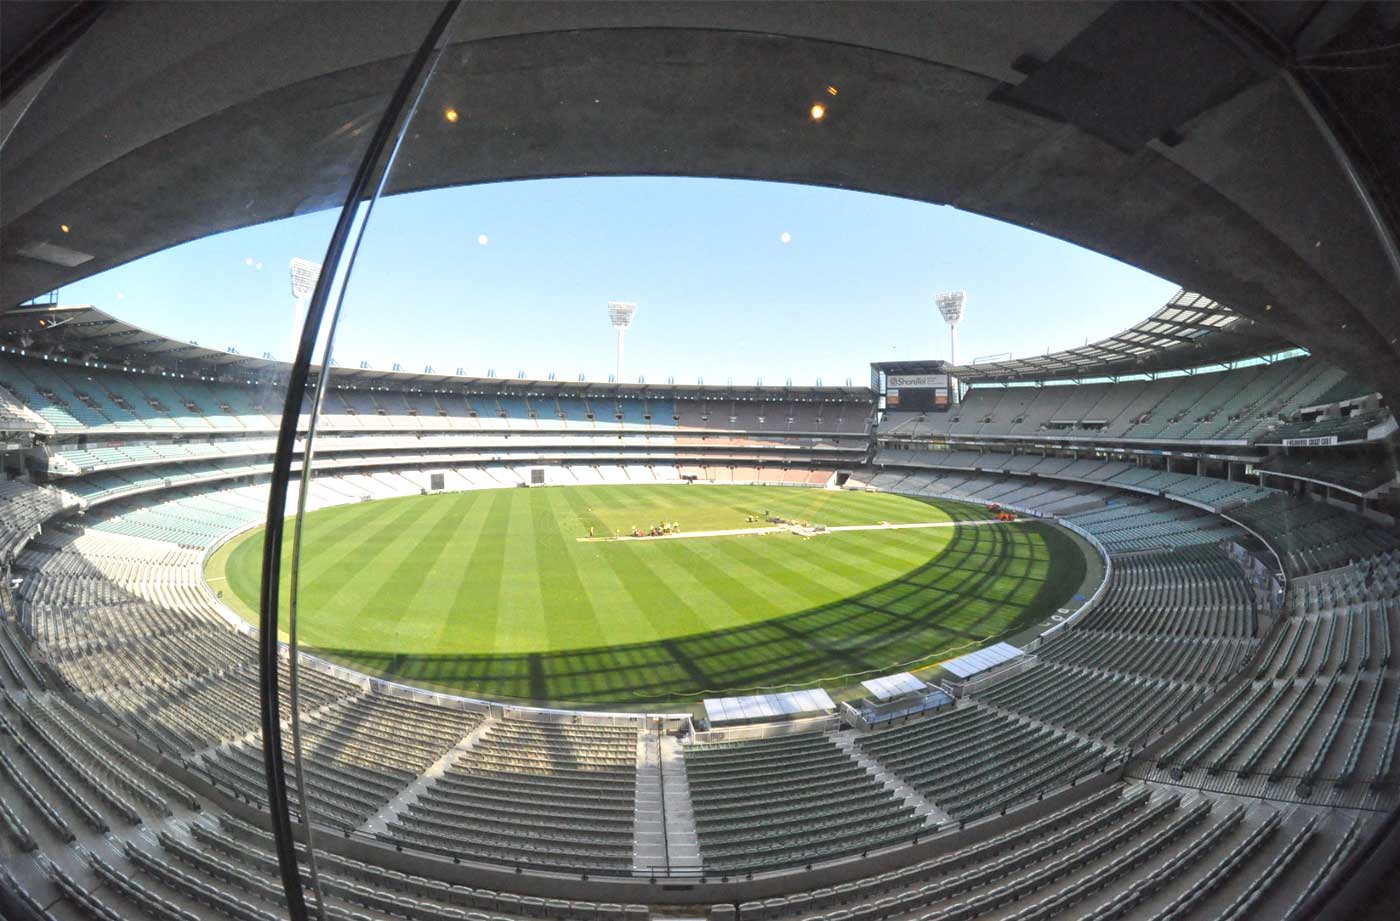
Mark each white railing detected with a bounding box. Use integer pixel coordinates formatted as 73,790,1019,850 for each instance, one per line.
871,484,1115,648
1034,518,1114,644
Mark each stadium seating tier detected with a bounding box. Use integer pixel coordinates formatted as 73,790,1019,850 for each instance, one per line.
0,349,1396,919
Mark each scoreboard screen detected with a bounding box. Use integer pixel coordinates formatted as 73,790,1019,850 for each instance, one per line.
885,373,951,411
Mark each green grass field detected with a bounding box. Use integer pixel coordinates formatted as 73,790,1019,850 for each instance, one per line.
208,485,1085,707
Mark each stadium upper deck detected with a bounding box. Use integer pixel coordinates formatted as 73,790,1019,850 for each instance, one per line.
3,302,1394,523
944,291,1296,386
882,355,1387,447
0,342,874,521
0,348,872,438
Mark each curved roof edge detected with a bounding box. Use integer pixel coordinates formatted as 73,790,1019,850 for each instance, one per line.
948,289,1296,384
0,304,873,401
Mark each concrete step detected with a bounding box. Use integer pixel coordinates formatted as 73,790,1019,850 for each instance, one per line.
357,717,496,835
832,730,949,827
659,734,702,870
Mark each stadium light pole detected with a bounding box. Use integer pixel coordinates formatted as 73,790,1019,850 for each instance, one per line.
936,291,966,403
290,258,322,321
608,301,638,381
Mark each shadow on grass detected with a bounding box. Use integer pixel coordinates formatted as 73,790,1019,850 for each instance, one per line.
304,521,1086,709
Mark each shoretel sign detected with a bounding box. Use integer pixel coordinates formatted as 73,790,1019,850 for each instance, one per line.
886,374,949,389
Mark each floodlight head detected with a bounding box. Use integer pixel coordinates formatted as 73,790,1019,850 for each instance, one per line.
935,290,966,325
290,258,322,299
607,301,639,329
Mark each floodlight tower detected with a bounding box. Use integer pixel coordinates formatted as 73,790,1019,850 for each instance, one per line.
290,258,322,321
607,301,638,381
935,290,966,402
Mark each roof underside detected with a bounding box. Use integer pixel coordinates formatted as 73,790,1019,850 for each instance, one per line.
2,2,1398,403
870,360,955,376
0,305,871,400
949,290,1294,383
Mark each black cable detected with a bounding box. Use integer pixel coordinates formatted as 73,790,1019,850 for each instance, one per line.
257,2,462,917
1297,39,1400,62
1295,60,1400,72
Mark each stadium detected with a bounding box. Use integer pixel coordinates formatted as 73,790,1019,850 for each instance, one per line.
2,3,1399,921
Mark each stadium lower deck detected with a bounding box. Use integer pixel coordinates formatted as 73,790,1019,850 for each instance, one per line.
2,352,1398,921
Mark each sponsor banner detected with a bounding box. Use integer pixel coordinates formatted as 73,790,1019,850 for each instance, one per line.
886,373,948,389
1283,435,1339,446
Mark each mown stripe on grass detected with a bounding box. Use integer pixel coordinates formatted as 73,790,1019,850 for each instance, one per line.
411,493,500,653
641,539,777,632
226,498,393,624
343,493,467,648
531,489,605,652
218,485,1083,706
494,489,548,653
683,535,830,612
767,528,940,586
553,487,665,642
291,497,442,621
601,541,711,642
724,532,883,600
454,489,513,655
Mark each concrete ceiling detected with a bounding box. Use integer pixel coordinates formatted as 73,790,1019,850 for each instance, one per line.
2,1,1397,399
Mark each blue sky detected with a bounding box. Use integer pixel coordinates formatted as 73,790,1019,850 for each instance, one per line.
57,177,1179,384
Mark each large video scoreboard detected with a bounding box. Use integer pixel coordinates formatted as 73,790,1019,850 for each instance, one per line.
871,361,955,412
885,372,951,410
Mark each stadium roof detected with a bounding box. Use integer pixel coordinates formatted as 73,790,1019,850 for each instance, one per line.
860,672,928,701
869,360,955,377
942,642,1025,680
948,290,1295,384
3,2,1398,402
0,304,872,400
703,689,835,725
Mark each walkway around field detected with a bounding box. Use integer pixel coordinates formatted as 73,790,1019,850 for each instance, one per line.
576,517,1029,543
